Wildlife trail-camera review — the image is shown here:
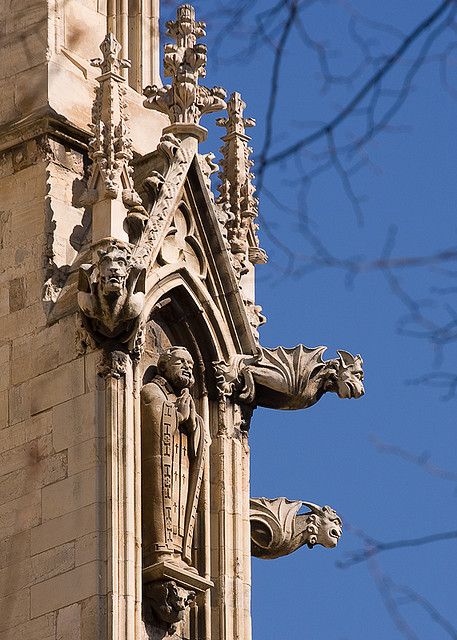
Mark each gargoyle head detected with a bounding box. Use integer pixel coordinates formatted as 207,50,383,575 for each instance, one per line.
97,241,131,296
334,350,364,399
302,502,343,549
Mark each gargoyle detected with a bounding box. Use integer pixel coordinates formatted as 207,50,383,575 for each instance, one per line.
250,497,342,560
144,580,196,635
77,240,146,348
236,345,364,410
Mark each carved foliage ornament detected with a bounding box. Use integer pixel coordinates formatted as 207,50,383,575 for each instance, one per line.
87,34,133,201
129,133,194,265
216,92,265,277
143,5,226,127
250,498,343,559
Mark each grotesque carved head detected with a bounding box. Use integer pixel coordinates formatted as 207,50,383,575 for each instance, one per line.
158,347,195,391
97,242,131,296
302,503,343,549
145,579,196,629
334,350,364,399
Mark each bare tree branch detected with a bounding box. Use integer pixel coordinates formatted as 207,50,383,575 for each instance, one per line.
337,529,457,569
257,0,456,172
370,434,457,482
368,559,457,640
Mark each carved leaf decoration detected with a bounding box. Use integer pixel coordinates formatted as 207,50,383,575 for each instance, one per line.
250,497,302,556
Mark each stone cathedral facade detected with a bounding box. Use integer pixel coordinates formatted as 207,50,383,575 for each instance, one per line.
0,3,364,639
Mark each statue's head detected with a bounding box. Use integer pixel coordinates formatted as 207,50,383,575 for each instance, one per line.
158,347,195,391
334,350,364,399
97,242,131,296
302,503,343,549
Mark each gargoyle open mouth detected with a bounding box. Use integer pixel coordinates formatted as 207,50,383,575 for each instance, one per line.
330,527,341,540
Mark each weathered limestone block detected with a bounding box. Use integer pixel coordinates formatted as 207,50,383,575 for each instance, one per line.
30,358,86,415
30,561,101,617
56,603,81,640
31,503,101,556
41,468,98,522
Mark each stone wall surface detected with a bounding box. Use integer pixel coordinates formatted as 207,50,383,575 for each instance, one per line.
0,136,106,640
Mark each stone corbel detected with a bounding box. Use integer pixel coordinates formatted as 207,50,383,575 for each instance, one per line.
77,239,146,361
250,498,342,560
143,580,196,636
143,564,212,635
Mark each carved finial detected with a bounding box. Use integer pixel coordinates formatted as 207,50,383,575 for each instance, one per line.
88,33,133,202
143,4,227,136
86,34,146,243
216,92,266,276
90,33,131,77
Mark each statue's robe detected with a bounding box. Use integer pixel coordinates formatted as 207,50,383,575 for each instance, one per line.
141,376,206,569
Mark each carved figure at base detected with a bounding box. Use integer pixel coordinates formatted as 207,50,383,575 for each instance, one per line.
141,347,207,572
143,580,196,635
250,497,342,560
78,240,145,348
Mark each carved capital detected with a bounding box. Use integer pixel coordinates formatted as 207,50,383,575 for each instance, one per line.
250,498,342,559
97,349,131,379
143,5,227,129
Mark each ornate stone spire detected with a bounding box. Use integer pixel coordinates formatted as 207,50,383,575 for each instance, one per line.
86,33,145,243
89,34,132,200
143,4,226,141
216,92,267,275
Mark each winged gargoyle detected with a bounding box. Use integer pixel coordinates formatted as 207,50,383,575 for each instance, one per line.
216,345,364,412
250,497,342,560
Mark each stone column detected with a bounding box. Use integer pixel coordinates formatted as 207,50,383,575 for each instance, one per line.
98,353,142,640
210,399,252,640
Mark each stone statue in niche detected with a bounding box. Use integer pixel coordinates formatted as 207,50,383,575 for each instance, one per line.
250,497,342,560
78,240,145,349
217,345,364,412
141,347,208,572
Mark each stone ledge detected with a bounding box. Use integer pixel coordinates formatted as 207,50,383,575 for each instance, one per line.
143,561,213,593
0,108,90,156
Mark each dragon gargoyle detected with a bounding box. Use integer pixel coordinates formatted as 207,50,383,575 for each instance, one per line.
216,345,364,412
250,497,342,560
77,240,146,349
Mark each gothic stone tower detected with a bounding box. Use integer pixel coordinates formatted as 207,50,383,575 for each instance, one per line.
0,3,364,640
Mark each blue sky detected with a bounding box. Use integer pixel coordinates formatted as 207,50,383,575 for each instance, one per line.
162,2,457,638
